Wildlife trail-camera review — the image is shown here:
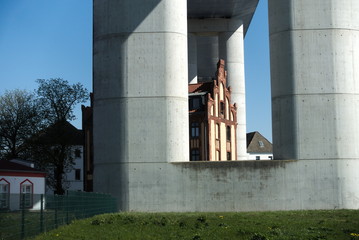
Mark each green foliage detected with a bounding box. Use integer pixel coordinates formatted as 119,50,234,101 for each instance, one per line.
32,210,359,240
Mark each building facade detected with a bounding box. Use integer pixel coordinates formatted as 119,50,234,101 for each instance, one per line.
0,161,46,211
246,131,273,160
189,60,237,161
81,94,94,192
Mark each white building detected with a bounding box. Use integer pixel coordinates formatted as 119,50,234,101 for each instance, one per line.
0,160,46,210
65,146,84,192
247,131,273,160
43,121,84,194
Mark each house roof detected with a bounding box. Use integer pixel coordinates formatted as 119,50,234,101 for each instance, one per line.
35,121,83,146
247,131,272,153
188,82,213,94
0,160,45,174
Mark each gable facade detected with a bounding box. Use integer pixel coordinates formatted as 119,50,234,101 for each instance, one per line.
189,59,237,161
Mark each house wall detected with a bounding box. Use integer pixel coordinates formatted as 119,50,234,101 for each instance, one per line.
95,159,359,212
206,79,237,161
247,153,273,160
0,175,45,210
66,145,84,192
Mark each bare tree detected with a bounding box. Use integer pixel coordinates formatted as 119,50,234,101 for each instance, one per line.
36,78,89,123
0,90,43,160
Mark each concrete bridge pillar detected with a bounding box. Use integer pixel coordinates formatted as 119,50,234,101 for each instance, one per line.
93,0,189,210
188,33,198,84
196,35,219,81
269,0,359,160
219,19,247,160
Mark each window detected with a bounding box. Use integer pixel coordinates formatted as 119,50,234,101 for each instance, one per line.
215,124,219,139
75,149,81,158
226,126,231,141
189,97,202,111
269,156,273,160
258,141,264,148
191,122,200,138
190,149,200,161
20,180,33,209
220,102,224,115
256,156,260,160
75,169,81,180
227,152,231,161
0,179,9,209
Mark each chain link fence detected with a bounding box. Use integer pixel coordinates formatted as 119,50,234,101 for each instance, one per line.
0,191,117,240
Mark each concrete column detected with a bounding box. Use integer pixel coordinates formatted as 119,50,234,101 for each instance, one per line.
188,33,198,84
93,0,188,210
219,19,247,160
197,35,219,81
269,0,359,160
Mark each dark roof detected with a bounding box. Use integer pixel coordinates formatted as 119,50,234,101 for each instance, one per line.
188,82,213,94
35,121,83,146
0,160,44,173
247,131,272,153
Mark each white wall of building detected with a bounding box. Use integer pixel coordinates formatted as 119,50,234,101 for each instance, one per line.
65,146,84,192
0,175,45,211
247,153,273,160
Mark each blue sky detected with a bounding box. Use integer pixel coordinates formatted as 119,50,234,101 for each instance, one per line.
0,0,272,141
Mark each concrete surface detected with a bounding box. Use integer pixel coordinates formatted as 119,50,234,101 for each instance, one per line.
93,0,359,212
269,0,359,160
93,0,189,205
99,159,359,211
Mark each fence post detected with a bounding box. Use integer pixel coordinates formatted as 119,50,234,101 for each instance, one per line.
66,191,69,224
54,195,58,229
21,194,25,240
40,194,44,233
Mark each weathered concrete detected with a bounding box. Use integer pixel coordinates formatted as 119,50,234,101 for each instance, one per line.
122,159,359,211
269,0,359,160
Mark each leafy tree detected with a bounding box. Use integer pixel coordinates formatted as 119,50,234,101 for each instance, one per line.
0,89,43,160
30,78,89,194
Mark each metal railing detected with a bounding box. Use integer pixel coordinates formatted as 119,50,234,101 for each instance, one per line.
0,191,117,240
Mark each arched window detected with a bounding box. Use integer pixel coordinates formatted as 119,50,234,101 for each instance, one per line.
0,178,9,210
220,101,224,116
226,126,231,141
20,180,33,209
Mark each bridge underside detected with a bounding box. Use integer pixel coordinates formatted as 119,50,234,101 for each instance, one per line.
188,0,259,34
93,0,359,212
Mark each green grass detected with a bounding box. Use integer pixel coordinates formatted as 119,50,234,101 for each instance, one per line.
0,210,75,240
32,210,359,240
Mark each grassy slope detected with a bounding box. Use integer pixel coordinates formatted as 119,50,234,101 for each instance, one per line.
33,210,359,240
